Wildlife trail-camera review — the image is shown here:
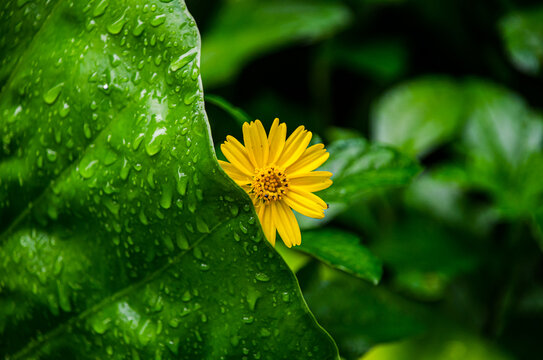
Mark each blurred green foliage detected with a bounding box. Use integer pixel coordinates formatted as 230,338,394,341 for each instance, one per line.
192,0,543,358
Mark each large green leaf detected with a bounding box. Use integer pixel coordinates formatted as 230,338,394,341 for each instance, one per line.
298,228,382,285
500,6,543,76
0,1,339,358
371,76,465,157
200,0,351,87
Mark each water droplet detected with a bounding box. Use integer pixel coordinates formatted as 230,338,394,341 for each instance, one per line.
159,184,173,209
138,319,155,346
196,217,209,233
176,232,189,250
79,157,99,179
107,12,127,35
242,315,254,324
170,48,197,72
43,83,64,104
246,289,261,311
168,317,180,328
229,204,239,216
145,127,166,156
281,292,290,303
83,123,92,139
120,158,130,180
255,273,270,282
91,316,111,334
93,0,109,17
150,14,166,27
133,17,145,36
59,102,70,118
133,133,145,150
181,290,191,302
176,169,188,195
110,53,122,67
46,149,57,162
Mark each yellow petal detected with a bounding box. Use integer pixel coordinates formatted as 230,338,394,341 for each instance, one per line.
258,204,276,246
286,144,329,175
283,192,324,219
242,122,260,168
288,186,327,210
218,160,252,185
273,201,302,247
277,126,312,169
268,118,286,164
221,136,256,176
289,171,333,192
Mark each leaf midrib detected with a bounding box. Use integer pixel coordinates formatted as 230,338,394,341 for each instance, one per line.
10,216,231,359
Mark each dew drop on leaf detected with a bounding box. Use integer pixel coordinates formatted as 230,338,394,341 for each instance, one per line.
43,83,64,105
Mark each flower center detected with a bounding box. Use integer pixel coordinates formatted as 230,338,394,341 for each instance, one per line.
252,166,289,203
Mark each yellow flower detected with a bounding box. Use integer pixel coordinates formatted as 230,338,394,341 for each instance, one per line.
219,118,332,248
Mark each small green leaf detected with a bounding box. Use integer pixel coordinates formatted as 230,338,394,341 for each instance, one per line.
298,228,382,284
320,138,421,205
201,0,351,87
500,6,543,76
371,76,465,157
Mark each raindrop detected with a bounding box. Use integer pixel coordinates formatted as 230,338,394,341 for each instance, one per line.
79,157,99,179
93,0,109,17
43,83,64,104
150,14,166,27
242,315,254,324
176,169,188,195
169,48,197,72
46,149,57,162
159,184,173,209
107,12,127,35
59,102,70,118
255,272,270,282
145,127,166,156
133,17,145,37
176,232,189,250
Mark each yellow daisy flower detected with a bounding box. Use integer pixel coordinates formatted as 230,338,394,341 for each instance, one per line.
219,118,332,248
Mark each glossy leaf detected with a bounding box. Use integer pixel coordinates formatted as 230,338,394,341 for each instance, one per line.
201,0,351,87
298,228,382,284
371,76,465,157
500,7,543,76
0,1,339,359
